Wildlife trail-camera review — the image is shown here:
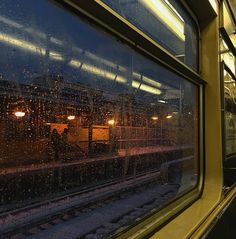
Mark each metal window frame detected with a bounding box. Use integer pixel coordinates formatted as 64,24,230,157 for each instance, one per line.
219,27,236,56
57,0,205,237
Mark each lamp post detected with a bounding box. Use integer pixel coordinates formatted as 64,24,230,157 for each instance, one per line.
108,119,115,153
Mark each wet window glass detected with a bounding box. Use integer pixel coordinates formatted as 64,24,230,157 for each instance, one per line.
101,0,198,71
0,0,199,237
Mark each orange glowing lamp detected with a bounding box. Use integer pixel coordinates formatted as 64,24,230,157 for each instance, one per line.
108,119,115,126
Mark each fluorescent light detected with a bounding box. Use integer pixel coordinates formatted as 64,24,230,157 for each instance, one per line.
0,33,63,62
69,59,127,83
140,0,185,41
132,80,141,89
143,76,161,88
49,51,64,61
132,80,161,95
69,59,82,68
116,75,127,83
133,72,162,88
82,63,115,79
0,33,46,55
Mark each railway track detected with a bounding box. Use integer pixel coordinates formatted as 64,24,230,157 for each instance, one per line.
0,169,164,239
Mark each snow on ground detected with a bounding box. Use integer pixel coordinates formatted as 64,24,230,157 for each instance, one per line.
27,184,178,239
0,171,160,232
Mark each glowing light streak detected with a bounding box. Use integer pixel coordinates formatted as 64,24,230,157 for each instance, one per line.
140,0,185,41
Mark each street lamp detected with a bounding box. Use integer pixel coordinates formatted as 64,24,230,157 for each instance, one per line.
67,115,75,120
166,114,173,119
14,111,25,118
151,116,159,121
108,119,115,126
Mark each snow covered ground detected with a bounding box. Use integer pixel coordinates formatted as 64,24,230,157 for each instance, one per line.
25,184,178,239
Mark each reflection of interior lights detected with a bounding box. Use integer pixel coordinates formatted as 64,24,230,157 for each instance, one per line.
0,33,46,55
49,52,64,61
140,0,185,41
69,59,127,83
84,50,126,72
151,116,159,120
132,80,161,95
0,15,23,29
0,33,63,60
69,59,82,68
0,32,165,90
0,32,168,92
0,15,63,45
166,114,173,119
15,111,25,117
83,64,115,79
108,119,115,125
133,72,162,88
0,33,64,61
82,63,127,83
0,15,169,91
67,115,75,120
142,75,162,87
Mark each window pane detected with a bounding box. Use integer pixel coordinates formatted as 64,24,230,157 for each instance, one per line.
0,0,199,237
224,70,236,156
101,0,198,71
223,69,236,186
223,2,235,38
220,39,236,74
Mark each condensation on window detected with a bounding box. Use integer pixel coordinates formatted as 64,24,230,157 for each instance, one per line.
0,0,199,237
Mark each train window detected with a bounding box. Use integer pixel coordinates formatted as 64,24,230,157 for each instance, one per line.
222,64,236,186
0,0,199,237
223,69,236,156
100,0,198,71
220,0,236,187
222,1,236,39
